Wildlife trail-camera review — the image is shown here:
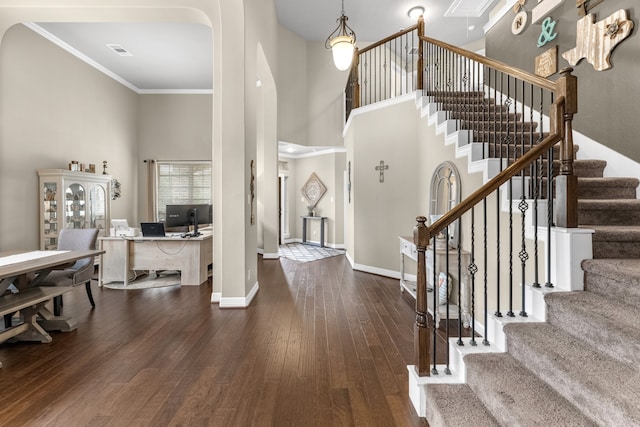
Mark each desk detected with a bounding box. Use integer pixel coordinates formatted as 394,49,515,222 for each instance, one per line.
0,250,103,366
301,216,327,248
99,232,213,286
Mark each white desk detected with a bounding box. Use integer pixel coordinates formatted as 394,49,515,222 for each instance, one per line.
98,232,213,287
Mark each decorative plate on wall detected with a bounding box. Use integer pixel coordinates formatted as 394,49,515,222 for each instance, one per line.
301,172,326,207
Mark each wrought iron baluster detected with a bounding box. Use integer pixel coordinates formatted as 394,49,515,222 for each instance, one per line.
469,207,478,346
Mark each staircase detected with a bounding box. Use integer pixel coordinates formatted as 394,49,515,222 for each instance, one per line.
421,94,640,425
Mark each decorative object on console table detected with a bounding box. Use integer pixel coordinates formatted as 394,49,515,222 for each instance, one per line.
398,236,470,328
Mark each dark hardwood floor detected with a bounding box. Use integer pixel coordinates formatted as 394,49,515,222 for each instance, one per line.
0,254,430,426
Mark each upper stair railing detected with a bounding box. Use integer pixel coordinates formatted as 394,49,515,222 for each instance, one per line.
345,17,578,378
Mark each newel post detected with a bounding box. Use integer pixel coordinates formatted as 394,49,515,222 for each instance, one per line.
416,16,424,92
352,48,360,109
414,216,431,376
555,67,578,228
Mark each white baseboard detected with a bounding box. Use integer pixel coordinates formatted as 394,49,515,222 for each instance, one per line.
211,292,221,303
219,282,259,308
262,252,279,259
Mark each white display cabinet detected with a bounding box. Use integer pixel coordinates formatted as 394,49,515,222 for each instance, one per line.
37,169,112,250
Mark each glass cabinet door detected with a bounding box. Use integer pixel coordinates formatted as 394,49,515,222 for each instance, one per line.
65,183,86,229
43,182,59,249
89,184,107,234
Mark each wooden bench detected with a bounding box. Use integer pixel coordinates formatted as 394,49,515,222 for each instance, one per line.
0,287,74,356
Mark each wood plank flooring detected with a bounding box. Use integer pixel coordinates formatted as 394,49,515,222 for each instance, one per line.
0,254,429,426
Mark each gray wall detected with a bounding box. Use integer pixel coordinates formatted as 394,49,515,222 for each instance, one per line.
486,1,639,162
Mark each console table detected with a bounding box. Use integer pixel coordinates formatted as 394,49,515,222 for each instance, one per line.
301,216,327,248
398,236,471,328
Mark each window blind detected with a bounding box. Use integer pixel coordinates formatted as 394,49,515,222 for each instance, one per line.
155,161,212,222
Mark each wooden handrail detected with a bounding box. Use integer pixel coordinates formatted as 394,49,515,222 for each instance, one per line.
420,35,557,92
357,23,420,55
427,96,565,240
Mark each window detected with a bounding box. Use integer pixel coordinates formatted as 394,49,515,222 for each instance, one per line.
155,161,212,222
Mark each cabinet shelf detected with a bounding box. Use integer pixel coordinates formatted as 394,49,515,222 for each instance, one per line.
398,236,471,329
38,169,112,250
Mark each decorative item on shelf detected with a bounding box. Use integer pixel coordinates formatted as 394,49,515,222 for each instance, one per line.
438,272,453,306
88,164,96,173
69,160,79,172
562,9,633,71
301,172,327,212
111,179,122,200
102,160,108,175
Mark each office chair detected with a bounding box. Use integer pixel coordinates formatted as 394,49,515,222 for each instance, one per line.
41,228,99,316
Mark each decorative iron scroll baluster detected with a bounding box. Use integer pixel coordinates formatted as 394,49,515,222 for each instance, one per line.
546,92,554,288
495,191,502,318
483,198,490,346
469,207,478,346
457,244,464,346
519,78,530,317
507,76,515,318
444,228,451,375
431,236,439,375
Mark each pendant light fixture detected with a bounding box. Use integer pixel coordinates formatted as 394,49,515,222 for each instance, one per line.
325,0,357,71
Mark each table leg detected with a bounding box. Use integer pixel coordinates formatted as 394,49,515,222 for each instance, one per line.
302,218,307,244
320,219,325,248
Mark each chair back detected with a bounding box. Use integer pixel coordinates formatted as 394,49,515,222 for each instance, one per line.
57,228,99,270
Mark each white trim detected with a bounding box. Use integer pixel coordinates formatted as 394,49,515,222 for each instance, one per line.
278,146,346,159
573,131,640,197
218,282,259,308
344,92,417,137
211,292,221,303
256,247,264,255
351,260,401,280
262,253,279,259
24,23,212,95
483,0,519,34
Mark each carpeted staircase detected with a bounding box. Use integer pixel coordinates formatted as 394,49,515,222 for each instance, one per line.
425,159,640,426
422,93,640,425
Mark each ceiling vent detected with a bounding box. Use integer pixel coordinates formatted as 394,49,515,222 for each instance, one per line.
106,44,133,56
444,0,496,17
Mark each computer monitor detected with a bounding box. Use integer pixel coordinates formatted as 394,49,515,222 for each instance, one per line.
165,204,212,236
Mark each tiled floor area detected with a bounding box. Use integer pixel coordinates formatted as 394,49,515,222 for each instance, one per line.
278,242,345,262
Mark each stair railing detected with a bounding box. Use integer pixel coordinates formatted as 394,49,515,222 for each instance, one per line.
344,17,577,377
345,17,424,120
413,35,577,376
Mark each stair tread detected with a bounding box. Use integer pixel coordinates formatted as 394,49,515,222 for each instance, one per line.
582,258,640,282
579,199,640,208
578,177,639,187
546,291,640,340
425,383,499,427
464,352,597,426
504,322,640,426
583,225,640,240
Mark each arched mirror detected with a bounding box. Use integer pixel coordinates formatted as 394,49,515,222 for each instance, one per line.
430,161,461,248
